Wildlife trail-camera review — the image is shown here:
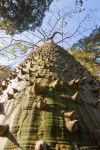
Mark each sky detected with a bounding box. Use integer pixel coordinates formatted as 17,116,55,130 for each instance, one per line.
0,0,100,67
42,0,100,46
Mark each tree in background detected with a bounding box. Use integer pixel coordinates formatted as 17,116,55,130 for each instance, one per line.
0,0,86,35
71,26,100,79
72,26,100,51
0,0,53,35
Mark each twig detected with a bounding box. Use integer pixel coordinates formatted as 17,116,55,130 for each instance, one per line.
49,17,61,36
37,28,46,39
48,31,62,39
0,37,34,46
28,31,44,41
61,17,64,47
77,31,86,38
57,15,88,43
0,43,15,52
40,27,48,38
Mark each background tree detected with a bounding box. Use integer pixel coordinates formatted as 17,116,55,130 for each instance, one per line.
0,0,86,35
71,26,100,79
72,26,100,51
0,0,53,35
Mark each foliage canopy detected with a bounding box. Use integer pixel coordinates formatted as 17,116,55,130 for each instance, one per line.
0,0,53,35
71,27,100,79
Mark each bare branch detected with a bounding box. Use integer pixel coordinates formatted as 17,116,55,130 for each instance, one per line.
35,39,43,45
49,17,61,36
40,27,48,38
57,15,88,43
37,28,46,40
77,31,86,38
0,37,34,46
62,41,72,47
28,31,44,41
0,43,15,52
61,17,64,47
48,31,62,39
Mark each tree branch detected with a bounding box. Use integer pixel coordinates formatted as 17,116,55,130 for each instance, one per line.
57,15,88,43
37,28,46,40
40,27,48,38
48,31,62,40
0,37,34,46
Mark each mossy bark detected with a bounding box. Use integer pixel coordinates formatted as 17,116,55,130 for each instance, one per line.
0,41,100,150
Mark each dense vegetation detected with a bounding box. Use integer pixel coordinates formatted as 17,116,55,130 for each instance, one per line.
0,0,53,35
71,27,100,79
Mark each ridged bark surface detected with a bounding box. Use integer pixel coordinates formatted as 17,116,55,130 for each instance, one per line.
0,41,100,150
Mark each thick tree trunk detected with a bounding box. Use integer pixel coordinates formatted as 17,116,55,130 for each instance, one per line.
0,41,100,149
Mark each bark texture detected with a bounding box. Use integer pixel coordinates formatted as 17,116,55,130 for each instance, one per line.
0,41,100,150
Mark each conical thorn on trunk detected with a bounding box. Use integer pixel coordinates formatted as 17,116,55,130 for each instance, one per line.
0,102,5,110
7,93,14,100
12,88,19,93
0,84,7,90
64,111,75,120
65,118,78,133
32,82,42,95
34,140,48,150
11,72,17,79
17,76,23,81
36,100,47,110
0,124,9,136
68,79,76,86
51,78,61,89
70,92,79,103
20,69,28,75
